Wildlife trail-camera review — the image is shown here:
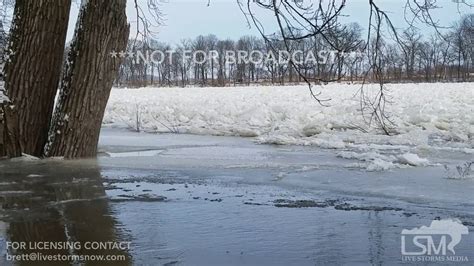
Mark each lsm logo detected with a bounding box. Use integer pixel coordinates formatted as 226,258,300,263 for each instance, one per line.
401,219,469,263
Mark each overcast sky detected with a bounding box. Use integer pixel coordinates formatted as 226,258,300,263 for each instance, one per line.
66,0,472,43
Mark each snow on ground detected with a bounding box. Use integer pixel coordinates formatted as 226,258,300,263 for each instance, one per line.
104,83,474,170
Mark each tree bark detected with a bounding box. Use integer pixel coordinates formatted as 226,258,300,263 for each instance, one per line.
1,0,71,157
45,0,129,158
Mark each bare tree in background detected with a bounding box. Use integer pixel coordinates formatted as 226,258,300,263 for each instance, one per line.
400,28,422,81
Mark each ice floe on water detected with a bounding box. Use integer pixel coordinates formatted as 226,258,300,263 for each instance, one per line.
105,83,473,170
337,151,431,171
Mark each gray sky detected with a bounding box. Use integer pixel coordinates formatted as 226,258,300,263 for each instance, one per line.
66,0,473,43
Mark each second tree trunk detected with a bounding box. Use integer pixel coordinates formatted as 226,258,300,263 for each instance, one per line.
45,0,129,158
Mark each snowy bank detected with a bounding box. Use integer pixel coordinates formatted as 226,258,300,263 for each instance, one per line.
104,83,474,170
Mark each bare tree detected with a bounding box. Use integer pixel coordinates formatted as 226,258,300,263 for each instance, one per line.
400,28,422,80
1,0,71,157
44,0,129,158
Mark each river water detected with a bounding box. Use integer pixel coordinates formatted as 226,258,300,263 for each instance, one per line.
0,128,473,265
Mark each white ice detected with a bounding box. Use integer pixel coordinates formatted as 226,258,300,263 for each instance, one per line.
104,83,474,170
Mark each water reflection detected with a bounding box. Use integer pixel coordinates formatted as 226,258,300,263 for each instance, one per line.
367,212,385,266
0,159,131,265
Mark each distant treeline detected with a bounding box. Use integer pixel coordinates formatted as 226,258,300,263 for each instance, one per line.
117,15,473,87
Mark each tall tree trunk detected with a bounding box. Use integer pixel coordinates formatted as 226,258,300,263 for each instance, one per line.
1,0,71,157
45,0,129,158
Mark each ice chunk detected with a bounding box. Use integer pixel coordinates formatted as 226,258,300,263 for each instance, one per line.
397,153,429,166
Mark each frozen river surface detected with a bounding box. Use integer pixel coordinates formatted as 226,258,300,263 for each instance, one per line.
0,128,473,265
